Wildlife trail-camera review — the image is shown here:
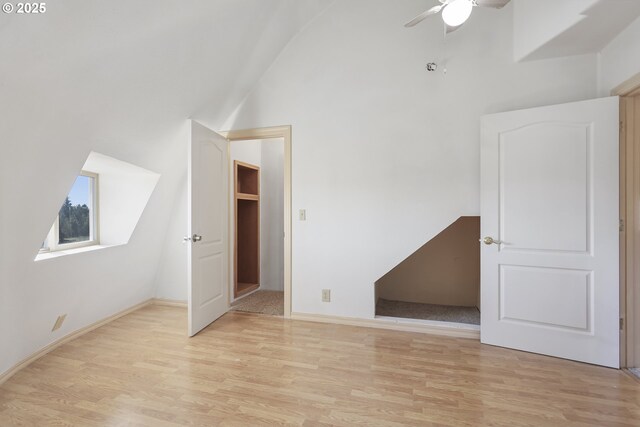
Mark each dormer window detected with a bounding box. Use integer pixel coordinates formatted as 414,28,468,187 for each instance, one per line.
40,171,99,252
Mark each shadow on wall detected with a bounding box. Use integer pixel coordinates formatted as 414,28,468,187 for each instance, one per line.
375,216,480,309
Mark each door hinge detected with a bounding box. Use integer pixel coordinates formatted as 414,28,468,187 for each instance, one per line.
620,121,624,133
620,219,625,232
620,318,624,330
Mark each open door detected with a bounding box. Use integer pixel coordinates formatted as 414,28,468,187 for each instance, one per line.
480,97,619,367
188,121,229,337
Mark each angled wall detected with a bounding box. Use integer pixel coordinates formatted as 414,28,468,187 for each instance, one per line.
375,216,480,308
0,0,332,378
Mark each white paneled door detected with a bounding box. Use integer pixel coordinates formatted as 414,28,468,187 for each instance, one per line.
480,97,620,368
188,121,229,337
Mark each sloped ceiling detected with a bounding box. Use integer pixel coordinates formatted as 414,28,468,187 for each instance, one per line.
0,0,331,376
514,0,640,61
0,0,332,135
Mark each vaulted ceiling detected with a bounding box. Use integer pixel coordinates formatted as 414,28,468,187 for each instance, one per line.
0,0,332,140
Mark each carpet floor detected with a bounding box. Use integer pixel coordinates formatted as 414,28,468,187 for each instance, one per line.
376,298,480,325
231,290,284,316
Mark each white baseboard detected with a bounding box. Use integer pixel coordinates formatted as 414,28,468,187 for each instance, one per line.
0,298,153,386
291,312,480,339
1,300,478,387
152,298,187,308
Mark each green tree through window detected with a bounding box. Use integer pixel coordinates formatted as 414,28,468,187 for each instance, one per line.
40,173,97,252
58,196,90,244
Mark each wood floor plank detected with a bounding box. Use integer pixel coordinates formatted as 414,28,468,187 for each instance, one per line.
1,305,639,426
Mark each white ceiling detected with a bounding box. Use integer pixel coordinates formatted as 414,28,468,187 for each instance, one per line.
514,0,640,61
0,0,332,144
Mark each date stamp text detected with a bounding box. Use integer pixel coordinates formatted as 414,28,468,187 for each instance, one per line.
2,3,46,14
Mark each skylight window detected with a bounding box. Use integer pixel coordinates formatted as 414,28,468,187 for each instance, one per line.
41,171,99,252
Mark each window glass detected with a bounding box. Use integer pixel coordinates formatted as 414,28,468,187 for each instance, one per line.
58,175,93,245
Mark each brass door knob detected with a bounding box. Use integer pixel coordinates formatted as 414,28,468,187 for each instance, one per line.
481,236,502,245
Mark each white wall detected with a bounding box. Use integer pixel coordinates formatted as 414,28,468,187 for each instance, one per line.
231,140,263,168
260,139,285,291
513,0,596,61
599,15,640,94
2,0,624,378
83,152,160,246
154,172,188,301
223,0,598,319
0,0,331,377
512,0,640,62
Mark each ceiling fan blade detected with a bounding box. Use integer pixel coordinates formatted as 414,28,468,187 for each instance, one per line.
404,5,444,27
475,0,511,9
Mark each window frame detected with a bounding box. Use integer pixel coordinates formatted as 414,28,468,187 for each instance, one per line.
40,171,100,253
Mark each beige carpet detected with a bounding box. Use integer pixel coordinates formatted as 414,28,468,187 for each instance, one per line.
376,298,480,325
231,290,284,316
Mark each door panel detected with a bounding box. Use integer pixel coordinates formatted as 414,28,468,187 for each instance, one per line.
500,123,589,253
198,253,223,305
499,265,591,331
188,120,229,337
481,97,619,368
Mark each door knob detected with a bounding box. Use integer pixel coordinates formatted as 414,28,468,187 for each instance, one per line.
192,234,202,242
481,236,502,245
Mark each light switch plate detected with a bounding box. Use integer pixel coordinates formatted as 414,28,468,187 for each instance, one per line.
299,209,306,221
322,289,331,302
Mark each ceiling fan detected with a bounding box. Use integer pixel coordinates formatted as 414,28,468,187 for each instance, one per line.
405,0,511,33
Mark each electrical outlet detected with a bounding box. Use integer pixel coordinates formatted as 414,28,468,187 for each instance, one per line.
322,289,331,302
52,314,67,332
299,209,306,221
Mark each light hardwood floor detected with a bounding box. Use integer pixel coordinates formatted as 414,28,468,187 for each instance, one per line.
1,305,639,426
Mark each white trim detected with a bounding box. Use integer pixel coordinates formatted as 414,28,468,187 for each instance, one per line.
0,299,153,386
614,77,640,368
375,315,481,331
611,71,640,97
220,126,292,318
291,312,481,339
40,171,100,253
152,298,188,308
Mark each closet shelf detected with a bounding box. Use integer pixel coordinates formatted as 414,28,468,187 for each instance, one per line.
236,161,260,195
237,192,259,201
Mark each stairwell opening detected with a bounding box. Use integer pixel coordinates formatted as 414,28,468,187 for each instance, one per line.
374,216,480,325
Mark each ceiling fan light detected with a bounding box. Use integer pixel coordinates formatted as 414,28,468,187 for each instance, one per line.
442,0,473,27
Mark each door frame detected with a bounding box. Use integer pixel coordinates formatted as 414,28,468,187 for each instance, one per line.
219,126,292,318
613,72,640,368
